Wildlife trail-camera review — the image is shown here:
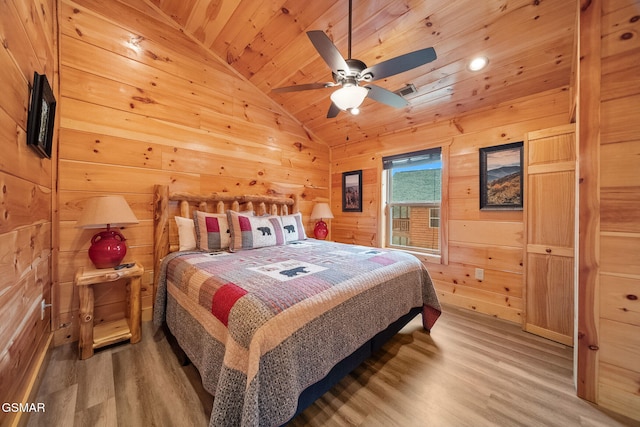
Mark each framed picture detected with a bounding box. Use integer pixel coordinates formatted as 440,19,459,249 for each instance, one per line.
479,141,523,210
27,72,56,159
342,170,362,212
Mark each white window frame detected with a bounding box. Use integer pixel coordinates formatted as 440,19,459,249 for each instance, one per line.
382,148,444,261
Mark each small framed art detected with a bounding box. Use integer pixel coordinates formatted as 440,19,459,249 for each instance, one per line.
27,72,56,159
342,170,362,212
479,141,523,210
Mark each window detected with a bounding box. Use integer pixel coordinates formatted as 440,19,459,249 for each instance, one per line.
429,208,440,228
383,148,442,254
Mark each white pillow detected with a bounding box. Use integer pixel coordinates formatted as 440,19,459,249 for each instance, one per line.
175,216,197,251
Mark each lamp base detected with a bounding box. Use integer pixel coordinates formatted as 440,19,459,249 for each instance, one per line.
88,229,128,269
313,220,328,240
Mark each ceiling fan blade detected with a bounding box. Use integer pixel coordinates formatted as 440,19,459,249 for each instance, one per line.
366,84,409,108
360,47,437,82
307,30,350,76
327,102,341,118
272,82,335,93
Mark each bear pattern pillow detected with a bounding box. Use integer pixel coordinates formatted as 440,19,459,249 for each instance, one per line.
280,212,307,243
227,210,285,251
193,211,231,251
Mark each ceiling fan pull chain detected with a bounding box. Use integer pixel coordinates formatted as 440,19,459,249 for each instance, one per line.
348,0,352,60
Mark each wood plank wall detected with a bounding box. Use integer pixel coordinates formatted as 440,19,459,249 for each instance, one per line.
0,0,57,423
584,0,640,420
54,0,330,346
330,86,571,324
1,0,635,422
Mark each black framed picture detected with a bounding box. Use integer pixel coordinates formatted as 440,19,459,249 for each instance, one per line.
27,72,56,159
479,141,523,210
342,170,362,212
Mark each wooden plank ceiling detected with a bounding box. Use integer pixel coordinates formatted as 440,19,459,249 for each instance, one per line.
150,0,576,147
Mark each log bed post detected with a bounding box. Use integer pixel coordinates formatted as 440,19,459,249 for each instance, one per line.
153,184,170,304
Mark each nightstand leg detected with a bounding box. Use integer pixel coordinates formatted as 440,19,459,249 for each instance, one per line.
78,285,94,360
129,276,142,344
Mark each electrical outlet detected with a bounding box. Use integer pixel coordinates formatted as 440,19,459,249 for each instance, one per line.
475,268,484,281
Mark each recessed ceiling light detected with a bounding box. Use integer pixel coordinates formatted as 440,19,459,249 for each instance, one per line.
469,56,489,71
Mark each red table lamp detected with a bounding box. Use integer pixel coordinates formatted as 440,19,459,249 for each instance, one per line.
76,195,139,269
310,202,334,240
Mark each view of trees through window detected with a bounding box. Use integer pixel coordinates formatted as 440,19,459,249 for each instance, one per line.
384,148,442,254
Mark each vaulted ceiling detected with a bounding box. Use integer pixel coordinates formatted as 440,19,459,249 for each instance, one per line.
151,0,576,146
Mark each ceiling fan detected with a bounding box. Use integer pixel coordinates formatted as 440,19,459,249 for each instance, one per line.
272,0,437,118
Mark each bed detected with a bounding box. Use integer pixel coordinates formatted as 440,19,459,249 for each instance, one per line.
151,184,441,427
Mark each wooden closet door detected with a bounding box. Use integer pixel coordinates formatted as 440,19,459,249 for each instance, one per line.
524,124,576,346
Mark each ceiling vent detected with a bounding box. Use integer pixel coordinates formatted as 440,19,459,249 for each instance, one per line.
394,84,418,98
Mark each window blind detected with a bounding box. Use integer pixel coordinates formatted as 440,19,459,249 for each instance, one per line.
382,147,441,170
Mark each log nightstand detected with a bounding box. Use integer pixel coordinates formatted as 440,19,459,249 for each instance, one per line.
75,262,143,359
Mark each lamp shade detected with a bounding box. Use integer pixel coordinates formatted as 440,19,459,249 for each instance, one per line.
76,195,139,229
310,203,334,220
330,85,368,111
76,196,139,269
310,203,333,240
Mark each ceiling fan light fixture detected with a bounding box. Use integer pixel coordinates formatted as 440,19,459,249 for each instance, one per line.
330,85,368,111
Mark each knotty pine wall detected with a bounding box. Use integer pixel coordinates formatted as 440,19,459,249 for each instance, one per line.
577,0,640,419
2,0,636,422
0,0,57,422
54,0,330,346
330,86,572,324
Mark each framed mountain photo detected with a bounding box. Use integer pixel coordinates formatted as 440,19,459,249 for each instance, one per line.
479,142,523,210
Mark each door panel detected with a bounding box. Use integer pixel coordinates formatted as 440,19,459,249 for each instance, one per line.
528,172,575,248
524,124,576,346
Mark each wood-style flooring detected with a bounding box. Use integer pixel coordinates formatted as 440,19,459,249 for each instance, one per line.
27,305,640,427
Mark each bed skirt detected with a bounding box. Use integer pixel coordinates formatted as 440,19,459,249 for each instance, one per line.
163,303,422,426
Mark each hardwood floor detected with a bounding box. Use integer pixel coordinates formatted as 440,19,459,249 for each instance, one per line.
27,305,639,427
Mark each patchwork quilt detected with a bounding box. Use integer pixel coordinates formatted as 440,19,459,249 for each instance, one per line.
153,240,441,427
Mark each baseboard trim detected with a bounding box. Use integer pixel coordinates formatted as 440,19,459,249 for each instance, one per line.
7,332,54,427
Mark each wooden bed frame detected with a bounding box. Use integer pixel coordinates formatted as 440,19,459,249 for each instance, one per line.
152,184,298,301
151,184,422,423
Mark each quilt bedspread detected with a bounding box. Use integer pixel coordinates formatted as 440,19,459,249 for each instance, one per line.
153,239,440,427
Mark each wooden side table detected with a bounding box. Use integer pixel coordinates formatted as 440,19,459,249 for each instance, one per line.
75,262,144,359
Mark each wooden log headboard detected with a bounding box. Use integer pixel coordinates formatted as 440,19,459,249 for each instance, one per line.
152,184,298,298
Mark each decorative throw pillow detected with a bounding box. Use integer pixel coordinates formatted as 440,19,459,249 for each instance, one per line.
193,211,231,251
280,212,307,243
175,216,197,251
227,210,286,252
